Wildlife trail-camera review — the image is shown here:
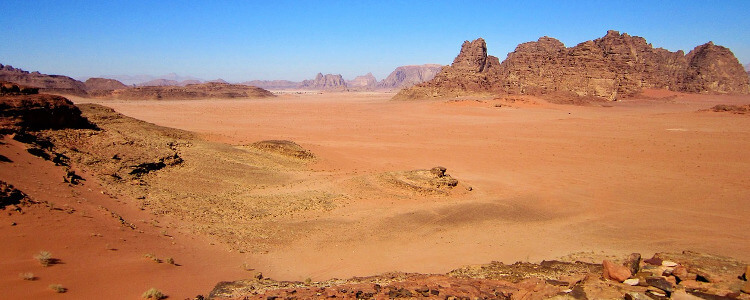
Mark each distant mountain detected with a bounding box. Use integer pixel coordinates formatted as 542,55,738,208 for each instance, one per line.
207,79,229,84
378,64,443,90
100,73,204,86
241,80,300,90
300,73,346,91
347,73,377,90
84,78,127,91
0,63,88,96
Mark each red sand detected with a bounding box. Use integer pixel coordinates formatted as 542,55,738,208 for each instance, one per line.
4,91,750,298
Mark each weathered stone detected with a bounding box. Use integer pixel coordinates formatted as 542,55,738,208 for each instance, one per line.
647,276,675,293
645,288,670,300
300,73,346,91
662,260,678,267
602,260,631,282
624,291,652,300
624,253,641,275
673,266,698,282
671,289,704,300
644,256,663,266
623,278,640,286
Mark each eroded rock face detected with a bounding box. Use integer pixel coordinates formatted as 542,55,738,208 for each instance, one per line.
396,31,750,101
300,73,347,91
0,93,95,132
0,64,88,96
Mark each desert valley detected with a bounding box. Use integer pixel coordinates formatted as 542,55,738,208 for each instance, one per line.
2,29,750,300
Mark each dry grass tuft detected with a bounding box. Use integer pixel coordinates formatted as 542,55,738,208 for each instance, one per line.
34,251,52,266
19,272,35,280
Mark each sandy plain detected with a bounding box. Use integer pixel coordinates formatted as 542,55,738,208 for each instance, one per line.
3,90,750,299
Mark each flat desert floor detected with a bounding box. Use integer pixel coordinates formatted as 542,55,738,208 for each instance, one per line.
4,91,749,299
94,91,750,278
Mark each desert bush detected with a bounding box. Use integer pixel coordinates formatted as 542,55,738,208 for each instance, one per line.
34,250,52,266
165,257,175,265
49,284,66,293
142,287,166,299
19,272,35,280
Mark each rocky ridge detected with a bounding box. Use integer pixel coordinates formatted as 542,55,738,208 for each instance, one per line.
0,64,88,97
346,72,378,90
84,77,128,91
396,31,750,102
96,82,275,100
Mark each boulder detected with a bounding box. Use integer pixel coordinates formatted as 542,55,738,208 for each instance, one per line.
602,260,631,282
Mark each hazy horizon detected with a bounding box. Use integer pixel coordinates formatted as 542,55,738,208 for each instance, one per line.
2,0,748,82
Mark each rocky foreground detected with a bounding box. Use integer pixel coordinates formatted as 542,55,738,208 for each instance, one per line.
208,251,750,299
396,30,750,102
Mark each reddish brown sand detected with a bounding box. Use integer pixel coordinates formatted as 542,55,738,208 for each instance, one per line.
0,138,251,299
4,90,750,298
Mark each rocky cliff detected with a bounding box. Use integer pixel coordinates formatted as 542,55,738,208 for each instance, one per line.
378,64,443,90
396,31,750,101
241,80,300,90
300,73,347,91
0,64,88,97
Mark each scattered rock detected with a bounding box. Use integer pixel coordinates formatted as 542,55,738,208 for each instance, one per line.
624,291,652,300
0,180,29,209
602,259,632,282
647,276,675,293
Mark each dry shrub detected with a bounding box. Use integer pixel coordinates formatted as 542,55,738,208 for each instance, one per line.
19,272,35,280
34,251,52,266
49,284,66,293
142,287,166,299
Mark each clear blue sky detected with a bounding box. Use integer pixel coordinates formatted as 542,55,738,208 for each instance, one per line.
1,0,748,82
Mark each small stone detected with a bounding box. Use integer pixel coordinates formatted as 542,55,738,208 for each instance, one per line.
623,278,640,286
10,222,16,226
645,288,669,300
672,266,697,282
671,290,703,300
662,260,678,267
624,292,651,300
647,276,675,293
603,260,632,282
644,256,663,266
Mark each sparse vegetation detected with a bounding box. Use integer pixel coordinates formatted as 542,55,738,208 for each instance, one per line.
49,284,66,293
142,287,166,299
165,257,175,265
143,253,161,263
19,272,35,280
34,250,52,266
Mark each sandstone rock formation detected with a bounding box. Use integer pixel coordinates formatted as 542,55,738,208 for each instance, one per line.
377,64,443,90
84,77,127,91
346,72,377,90
0,64,88,96
300,73,347,91
396,31,750,102
0,93,94,132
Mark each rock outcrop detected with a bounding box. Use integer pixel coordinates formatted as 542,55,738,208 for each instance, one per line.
95,82,275,100
84,78,127,91
396,31,750,101
0,93,95,132
300,73,346,91
0,64,88,96
377,64,443,90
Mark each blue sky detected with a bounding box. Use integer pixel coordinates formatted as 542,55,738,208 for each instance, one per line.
1,0,748,82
